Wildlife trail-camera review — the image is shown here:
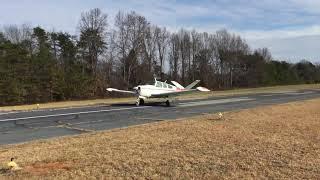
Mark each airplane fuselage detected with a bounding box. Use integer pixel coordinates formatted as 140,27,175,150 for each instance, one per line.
137,85,179,98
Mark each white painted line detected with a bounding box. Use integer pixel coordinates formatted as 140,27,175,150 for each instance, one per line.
282,91,314,95
261,94,278,97
0,112,20,115
0,106,150,122
179,97,255,107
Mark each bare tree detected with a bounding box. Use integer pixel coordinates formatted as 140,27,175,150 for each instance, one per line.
78,8,108,75
3,24,32,44
177,29,191,84
254,48,272,62
169,33,180,80
213,29,249,88
143,25,156,74
190,30,201,81
114,11,151,87
154,26,169,80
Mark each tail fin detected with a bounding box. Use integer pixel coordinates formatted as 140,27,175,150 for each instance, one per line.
185,80,200,89
171,81,185,89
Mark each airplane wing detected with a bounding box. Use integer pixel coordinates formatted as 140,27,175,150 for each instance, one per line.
150,87,210,98
106,88,137,94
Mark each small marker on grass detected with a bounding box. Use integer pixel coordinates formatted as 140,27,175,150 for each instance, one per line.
7,158,22,171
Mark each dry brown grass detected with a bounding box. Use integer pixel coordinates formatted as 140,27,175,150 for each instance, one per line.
1,83,319,112
0,98,320,179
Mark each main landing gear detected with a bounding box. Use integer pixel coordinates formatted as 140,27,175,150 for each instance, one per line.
165,100,170,107
135,98,177,107
165,99,176,107
136,98,145,106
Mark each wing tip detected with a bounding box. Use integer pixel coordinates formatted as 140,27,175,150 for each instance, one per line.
106,88,115,92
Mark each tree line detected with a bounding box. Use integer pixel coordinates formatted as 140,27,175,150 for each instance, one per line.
0,8,319,106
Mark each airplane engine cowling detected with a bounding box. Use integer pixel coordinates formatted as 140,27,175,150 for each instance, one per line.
139,86,151,97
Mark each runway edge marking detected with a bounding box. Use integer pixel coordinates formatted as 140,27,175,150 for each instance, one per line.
178,97,255,107
0,106,150,122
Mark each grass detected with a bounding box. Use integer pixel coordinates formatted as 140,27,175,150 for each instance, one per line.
0,83,319,112
0,98,319,179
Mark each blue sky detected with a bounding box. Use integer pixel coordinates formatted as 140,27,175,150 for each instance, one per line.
0,0,319,62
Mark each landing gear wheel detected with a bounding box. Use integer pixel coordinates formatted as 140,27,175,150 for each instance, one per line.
140,98,145,105
136,98,144,106
165,100,170,107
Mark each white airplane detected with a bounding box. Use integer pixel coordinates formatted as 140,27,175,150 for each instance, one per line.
107,79,210,106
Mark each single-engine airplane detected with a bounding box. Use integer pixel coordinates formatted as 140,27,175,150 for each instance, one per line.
107,79,210,106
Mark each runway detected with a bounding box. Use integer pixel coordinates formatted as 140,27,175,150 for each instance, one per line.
0,89,319,145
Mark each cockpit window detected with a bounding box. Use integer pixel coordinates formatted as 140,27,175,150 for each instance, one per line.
163,83,168,88
168,85,173,89
156,81,162,88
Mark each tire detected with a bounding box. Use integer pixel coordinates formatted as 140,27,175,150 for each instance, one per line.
140,99,145,105
165,100,170,107
136,98,144,106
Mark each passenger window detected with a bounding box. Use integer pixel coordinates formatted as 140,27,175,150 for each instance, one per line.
168,85,173,89
163,83,168,88
156,82,161,88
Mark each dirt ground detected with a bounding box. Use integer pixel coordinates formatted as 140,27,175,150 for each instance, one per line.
1,83,319,112
0,98,319,179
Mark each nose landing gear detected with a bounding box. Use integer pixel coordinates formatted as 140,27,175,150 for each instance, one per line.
136,98,145,106
135,98,177,107
165,98,177,107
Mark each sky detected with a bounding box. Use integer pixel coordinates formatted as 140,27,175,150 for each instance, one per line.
0,0,319,62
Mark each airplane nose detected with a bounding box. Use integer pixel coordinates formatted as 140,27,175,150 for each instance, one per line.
133,86,141,94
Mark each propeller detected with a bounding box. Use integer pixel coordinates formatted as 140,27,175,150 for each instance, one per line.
133,86,141,95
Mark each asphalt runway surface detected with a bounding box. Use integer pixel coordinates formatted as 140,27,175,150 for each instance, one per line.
0,89,320,145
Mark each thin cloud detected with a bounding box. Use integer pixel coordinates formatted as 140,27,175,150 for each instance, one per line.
0,0,319,61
